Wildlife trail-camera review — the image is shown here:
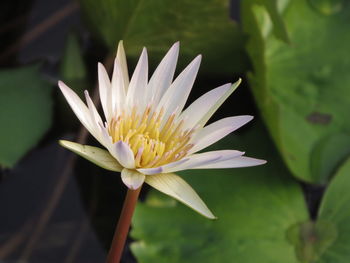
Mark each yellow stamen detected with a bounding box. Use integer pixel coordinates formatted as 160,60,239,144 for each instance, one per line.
108,106,194,168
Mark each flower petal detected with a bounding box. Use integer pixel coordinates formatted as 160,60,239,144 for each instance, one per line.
162,150,244,173
98,63,112,122
192,156,267,169
126,47,148,111
84,90,102,126
145,173,216,219
190,116,253,154
137,166,163,175
116,40,129,91
113,141,135,169
180,80,241,130
59,140,122,172
180,83,231,129
58,81,101,142
156,55,201,122
147,42,179,104
111,57,127,116
121,169,145,189
58,81,90,127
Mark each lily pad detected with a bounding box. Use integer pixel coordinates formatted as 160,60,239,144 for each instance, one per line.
241,0,350,183
0,65,52,167
316,157,350,262
130,124,309,262
79,0,248,75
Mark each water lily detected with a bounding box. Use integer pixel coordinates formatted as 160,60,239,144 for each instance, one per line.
58,41,266,219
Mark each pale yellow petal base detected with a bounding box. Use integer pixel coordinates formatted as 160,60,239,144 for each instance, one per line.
59,140,123,172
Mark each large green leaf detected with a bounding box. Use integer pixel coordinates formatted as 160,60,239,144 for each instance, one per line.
241,0,350,183
316,157,350,262
60,33,87,83
130,124,309,263
79,0,248,75
286,157,350,263
0,66,52,167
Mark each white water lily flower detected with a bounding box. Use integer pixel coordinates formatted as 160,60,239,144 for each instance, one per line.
58,41,266,219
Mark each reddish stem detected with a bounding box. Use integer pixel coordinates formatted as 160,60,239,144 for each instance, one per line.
107,187,142,263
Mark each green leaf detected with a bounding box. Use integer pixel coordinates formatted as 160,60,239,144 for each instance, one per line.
131,124,308,262
79,0,248,75
241,0,350,183
0,66,52,167
316,157,350,262
60,33,87,82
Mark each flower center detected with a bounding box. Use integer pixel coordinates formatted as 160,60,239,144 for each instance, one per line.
108,106,194,168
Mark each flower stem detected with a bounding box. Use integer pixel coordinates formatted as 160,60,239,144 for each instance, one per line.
107,187,142,263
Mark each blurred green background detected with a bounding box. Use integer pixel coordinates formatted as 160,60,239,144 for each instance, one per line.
0,0,349,262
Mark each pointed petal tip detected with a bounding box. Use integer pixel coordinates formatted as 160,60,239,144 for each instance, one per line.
208,214,218,220
117,41,126,56
247,157,267,166
58,80,68,90
97,62,104,70
58,139,68,147
259,159,267,165
246,115,254,122
233,78,242,88
58,140,84,151
140,47,148,60
171,41,180,50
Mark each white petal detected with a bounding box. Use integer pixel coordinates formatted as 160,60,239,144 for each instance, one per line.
137,166,163,175
162,150,244,173
145,173,216,219
147,42,179,104
136,158,189,175
113,141,135,169
98,63,112,122
58,81,90,128
180,82,239,130
111,57,127,116
190,116,253,154
193,156,267,169
58,81,101,142
83,90,108,145
84,90,102,126
117,41,129,91
180,83,231,129
126,48,148,110
156,55,201,123
59,140,122,172
121,169,145,189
